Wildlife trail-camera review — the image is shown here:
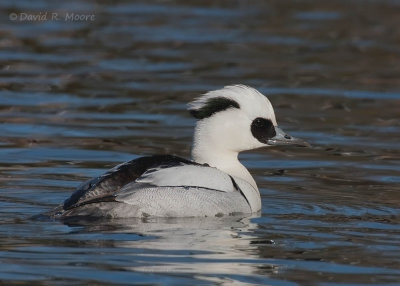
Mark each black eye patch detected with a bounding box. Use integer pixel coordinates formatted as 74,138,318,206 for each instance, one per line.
251,117,276,143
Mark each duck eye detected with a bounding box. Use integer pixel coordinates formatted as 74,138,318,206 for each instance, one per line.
251,117,276,143
254,118,264,125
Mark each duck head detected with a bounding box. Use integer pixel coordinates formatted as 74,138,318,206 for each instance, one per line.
189,85,309,158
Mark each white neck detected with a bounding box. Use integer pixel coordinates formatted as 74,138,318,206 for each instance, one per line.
191,124,258,190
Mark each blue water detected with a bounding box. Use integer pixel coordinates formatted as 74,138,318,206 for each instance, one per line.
1,0,400,285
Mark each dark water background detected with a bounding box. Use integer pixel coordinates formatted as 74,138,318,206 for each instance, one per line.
1,0,400,285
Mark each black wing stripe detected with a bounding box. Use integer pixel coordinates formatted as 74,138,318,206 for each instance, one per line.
147,185,226,193
229,176,251,208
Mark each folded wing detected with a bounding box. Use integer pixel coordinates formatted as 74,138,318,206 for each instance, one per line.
63,155,199,210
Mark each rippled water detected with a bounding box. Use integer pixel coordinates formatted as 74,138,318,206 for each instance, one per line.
1,0,400,285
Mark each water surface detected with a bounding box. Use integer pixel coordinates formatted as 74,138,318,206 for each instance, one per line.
0,0,399,285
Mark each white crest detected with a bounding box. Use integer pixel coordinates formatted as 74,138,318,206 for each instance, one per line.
188,84,277,125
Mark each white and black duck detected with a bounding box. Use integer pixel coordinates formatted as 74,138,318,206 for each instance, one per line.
53,85,309,218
